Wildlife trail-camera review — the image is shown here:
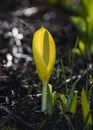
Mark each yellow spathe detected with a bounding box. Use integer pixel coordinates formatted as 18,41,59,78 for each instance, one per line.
32,27,56,83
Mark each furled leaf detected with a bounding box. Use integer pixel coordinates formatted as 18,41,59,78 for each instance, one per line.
59,94,67,111
70,91,78,114
66,79,79,112
52,91,57,108
59,94,67,106
47,84,57,115
78,40,86,55
72,48,81,55
81,88,92,126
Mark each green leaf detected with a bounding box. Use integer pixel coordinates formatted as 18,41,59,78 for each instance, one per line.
66,79,79,112
70,91,78,114
47,84,57,115
59,94,67,110
52,91,57,108
81,88,92,126
70,16,86,33
72,48,81,55
59,94,67,106
81,0,93,19
78,40,86,55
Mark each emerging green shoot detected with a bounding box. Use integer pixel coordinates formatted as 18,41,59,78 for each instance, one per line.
81,88,92,129
59,79,79,114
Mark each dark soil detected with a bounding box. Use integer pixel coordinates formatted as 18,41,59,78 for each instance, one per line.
0,0,93,130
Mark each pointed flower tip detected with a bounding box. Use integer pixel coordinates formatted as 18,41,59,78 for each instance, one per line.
32,27,56,83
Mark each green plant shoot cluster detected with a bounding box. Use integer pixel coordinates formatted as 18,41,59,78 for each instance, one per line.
32,26,93,129
71,0,93,56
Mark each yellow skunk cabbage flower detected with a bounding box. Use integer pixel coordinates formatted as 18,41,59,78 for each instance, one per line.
32,27,56,82
32,27,56,113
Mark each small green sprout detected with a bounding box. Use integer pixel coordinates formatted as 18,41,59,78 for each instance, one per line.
81,88,92,129
59,79,79,114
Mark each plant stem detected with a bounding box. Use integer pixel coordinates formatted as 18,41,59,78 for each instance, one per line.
41,81,48,113
61,59,68,96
